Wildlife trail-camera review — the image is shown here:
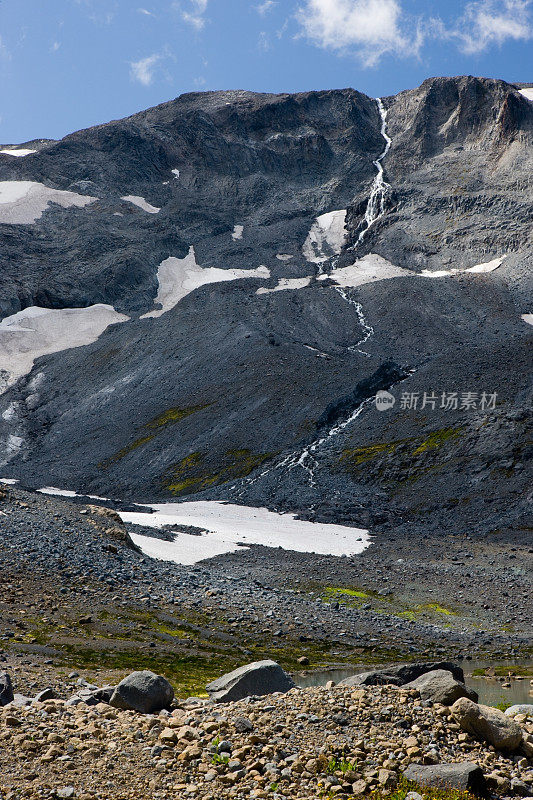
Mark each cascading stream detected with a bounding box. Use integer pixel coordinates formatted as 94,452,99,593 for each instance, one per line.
236,99,395,494
331,97,392,357
355,97,393,246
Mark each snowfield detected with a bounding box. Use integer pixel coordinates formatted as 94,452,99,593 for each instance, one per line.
0,305,129,391
257,277,312,295
121,195,160,214
519,88,533,102
522,314,533,326
119,501,370,565
0,149,37,157
324,253,410,287
0,181,96,224
141,247,270,318
302,210,347,264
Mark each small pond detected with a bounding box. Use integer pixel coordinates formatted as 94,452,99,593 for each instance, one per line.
294,659,533,708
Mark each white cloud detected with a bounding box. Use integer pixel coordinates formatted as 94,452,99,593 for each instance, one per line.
137,7,155,16
444,0,532,53
256,0,276,14
178,0,209,30
258,31,271,51
296,0,422,66
130,53,161,86
50,41,61,53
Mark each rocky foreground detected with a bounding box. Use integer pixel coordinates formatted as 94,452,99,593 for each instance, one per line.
1,661,533,800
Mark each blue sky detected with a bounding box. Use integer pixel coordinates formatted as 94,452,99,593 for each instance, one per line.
0,0,532,143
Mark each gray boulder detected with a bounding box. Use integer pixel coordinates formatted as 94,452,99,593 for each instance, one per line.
505,704,533,718
404,669,478,705
0,672,14,706
34,688,58,703
110,671,174,714
206,660,295,703
404,762,486,794
339,661,465,688
451,697,523,751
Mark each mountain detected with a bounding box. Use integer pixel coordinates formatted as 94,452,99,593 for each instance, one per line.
0,75,531,538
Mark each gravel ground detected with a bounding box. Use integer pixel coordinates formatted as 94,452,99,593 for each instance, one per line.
0,682,532,800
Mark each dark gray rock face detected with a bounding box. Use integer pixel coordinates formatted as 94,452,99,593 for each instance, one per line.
109,671,173,713
0,77,530,537
0,672,14,706
339,661,465,688
404,670,477,705
206,660,295,702
403,762,486,794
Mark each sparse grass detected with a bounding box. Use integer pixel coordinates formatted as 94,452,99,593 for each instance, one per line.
318,774,478,800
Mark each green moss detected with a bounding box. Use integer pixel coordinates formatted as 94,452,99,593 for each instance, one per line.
412,428,462,455
146,404,210,429
325,587,371,599
165,448,275,496
98,404,209,469
99,434,155,469
341,441,404,466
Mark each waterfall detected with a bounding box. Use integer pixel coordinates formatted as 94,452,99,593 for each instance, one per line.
355,97,393,246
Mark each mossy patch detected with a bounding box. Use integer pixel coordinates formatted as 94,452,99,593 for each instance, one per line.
164,448,275,495
99,403,210,469
412,428,462,454
146,404,209,430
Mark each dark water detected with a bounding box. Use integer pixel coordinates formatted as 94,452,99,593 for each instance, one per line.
294,659,533,708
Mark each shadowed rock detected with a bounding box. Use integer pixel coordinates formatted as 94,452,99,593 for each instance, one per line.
0,672,14,707
403,762,486,794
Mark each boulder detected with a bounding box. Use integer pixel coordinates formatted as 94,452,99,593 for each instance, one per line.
404,670,478,705
206,660,295,703
110,671,174,714
404,762,486,794
451,698,523,751
67,685,115,707
505,704,533,718
339,661,465,688
0,672,14,706
340,670,403,687
34,688,58,703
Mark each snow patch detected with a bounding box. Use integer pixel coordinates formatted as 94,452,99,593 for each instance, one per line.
0,149,37,157
231,224,244,240
0,477,19,484
521,314,533,326
119,501,370,565
0,304,129,392
328,253,410,288
38,486,109,500
519,88,533,102
121,195,160,214
172,169,180,178
276,254,294,261
0,181,96,225
256,277,311,295
141,247,270,318
302,210,347,264
421,257,504,278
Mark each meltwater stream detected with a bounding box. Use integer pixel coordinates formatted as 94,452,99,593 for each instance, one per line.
356,97,393,246
238,99,395,493
331,98,392,357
